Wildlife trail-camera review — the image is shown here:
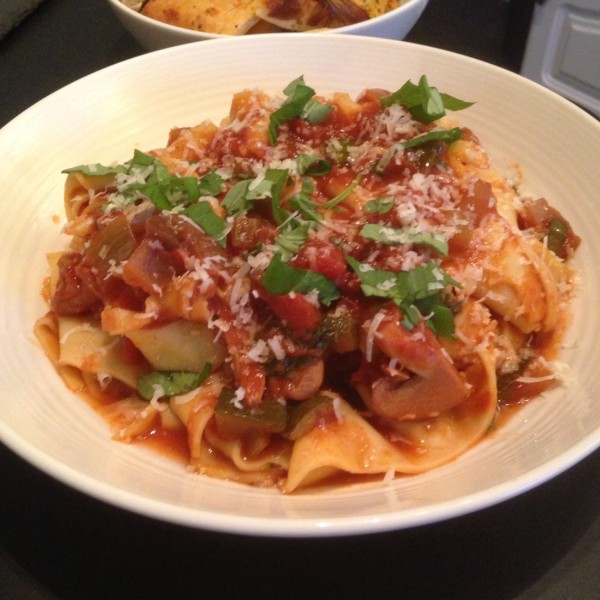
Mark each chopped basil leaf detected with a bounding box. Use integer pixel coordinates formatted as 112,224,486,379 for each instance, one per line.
215,388,288,434
243,177,274,200
129,174,202,210
364,197,394,214
183,202,227,246
397,292,457,335
262,252,340,307
269,76,332,144
323,173,362,209
302,98,334,124
128,183,169,210
346,256,459,335
380,80,419,109
62,163,127,176
65,151,224,214
282,76,310,98
411,297,456,337
346,257,402,300
138,363,212,401
402,127,463,149
275,221,311,261
401,303,422,329
130,148,161,167
196,170,224,196
221,179,253,216
358,223,448,255
375,129,462,173
267,168,292,225
414,75,445,122
297,153,331,176
440,92,474,113
381,75,473,123
222,169,288,219
269,76,316,144
290,179,325,224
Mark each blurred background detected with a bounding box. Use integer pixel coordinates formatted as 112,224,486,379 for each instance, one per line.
1,0,598,123
408,0,532,72
408,0,599,117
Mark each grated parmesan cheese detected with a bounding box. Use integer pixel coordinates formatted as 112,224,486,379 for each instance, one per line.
365,310,387,362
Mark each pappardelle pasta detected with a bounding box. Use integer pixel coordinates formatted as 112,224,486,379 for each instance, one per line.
35,76,580,492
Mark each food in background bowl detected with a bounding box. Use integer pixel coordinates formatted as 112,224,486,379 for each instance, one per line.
131,0,403,35
107,0,429,50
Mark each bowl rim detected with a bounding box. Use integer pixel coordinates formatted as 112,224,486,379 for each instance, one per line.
3,414,600,537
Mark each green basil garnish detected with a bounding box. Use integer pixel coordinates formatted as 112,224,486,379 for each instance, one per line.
346,256,459,335
262,252,340,307
380,75,473,122
183,202,227,247
364,197,395,214
269,76,333,144
358,223,448,256
138,363,212,401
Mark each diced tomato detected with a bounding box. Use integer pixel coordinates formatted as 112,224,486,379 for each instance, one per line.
122,238,179,295
292,239,347,283
51,253,101,316
229,216,277,252
315,168,357,206
458,179,496,226
358,88,387,110
260,290,321,335
173,215,228,261
108,283,148,311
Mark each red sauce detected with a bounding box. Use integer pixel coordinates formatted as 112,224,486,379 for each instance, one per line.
138,425,190,465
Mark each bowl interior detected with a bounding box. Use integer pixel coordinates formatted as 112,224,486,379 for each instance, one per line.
1,34,599,537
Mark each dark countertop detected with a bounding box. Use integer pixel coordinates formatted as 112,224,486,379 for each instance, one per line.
2,1,599,599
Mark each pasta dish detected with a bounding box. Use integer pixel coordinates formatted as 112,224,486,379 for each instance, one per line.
122,0,403,35
35,76,580,492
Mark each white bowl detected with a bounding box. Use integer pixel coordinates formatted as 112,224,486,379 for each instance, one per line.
1,35,599,537
106,0,429,50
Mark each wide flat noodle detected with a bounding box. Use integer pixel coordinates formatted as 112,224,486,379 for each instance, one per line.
285,348,497,492
169,377,289,485
56,316,146,389
101,397,160,442
123,318,227,372
34,312,85,394
34,314,156,443
169,377,223,460
63,172,115,238
141,0,263,35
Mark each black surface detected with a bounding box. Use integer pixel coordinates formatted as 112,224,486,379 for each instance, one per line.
2,1,599,599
